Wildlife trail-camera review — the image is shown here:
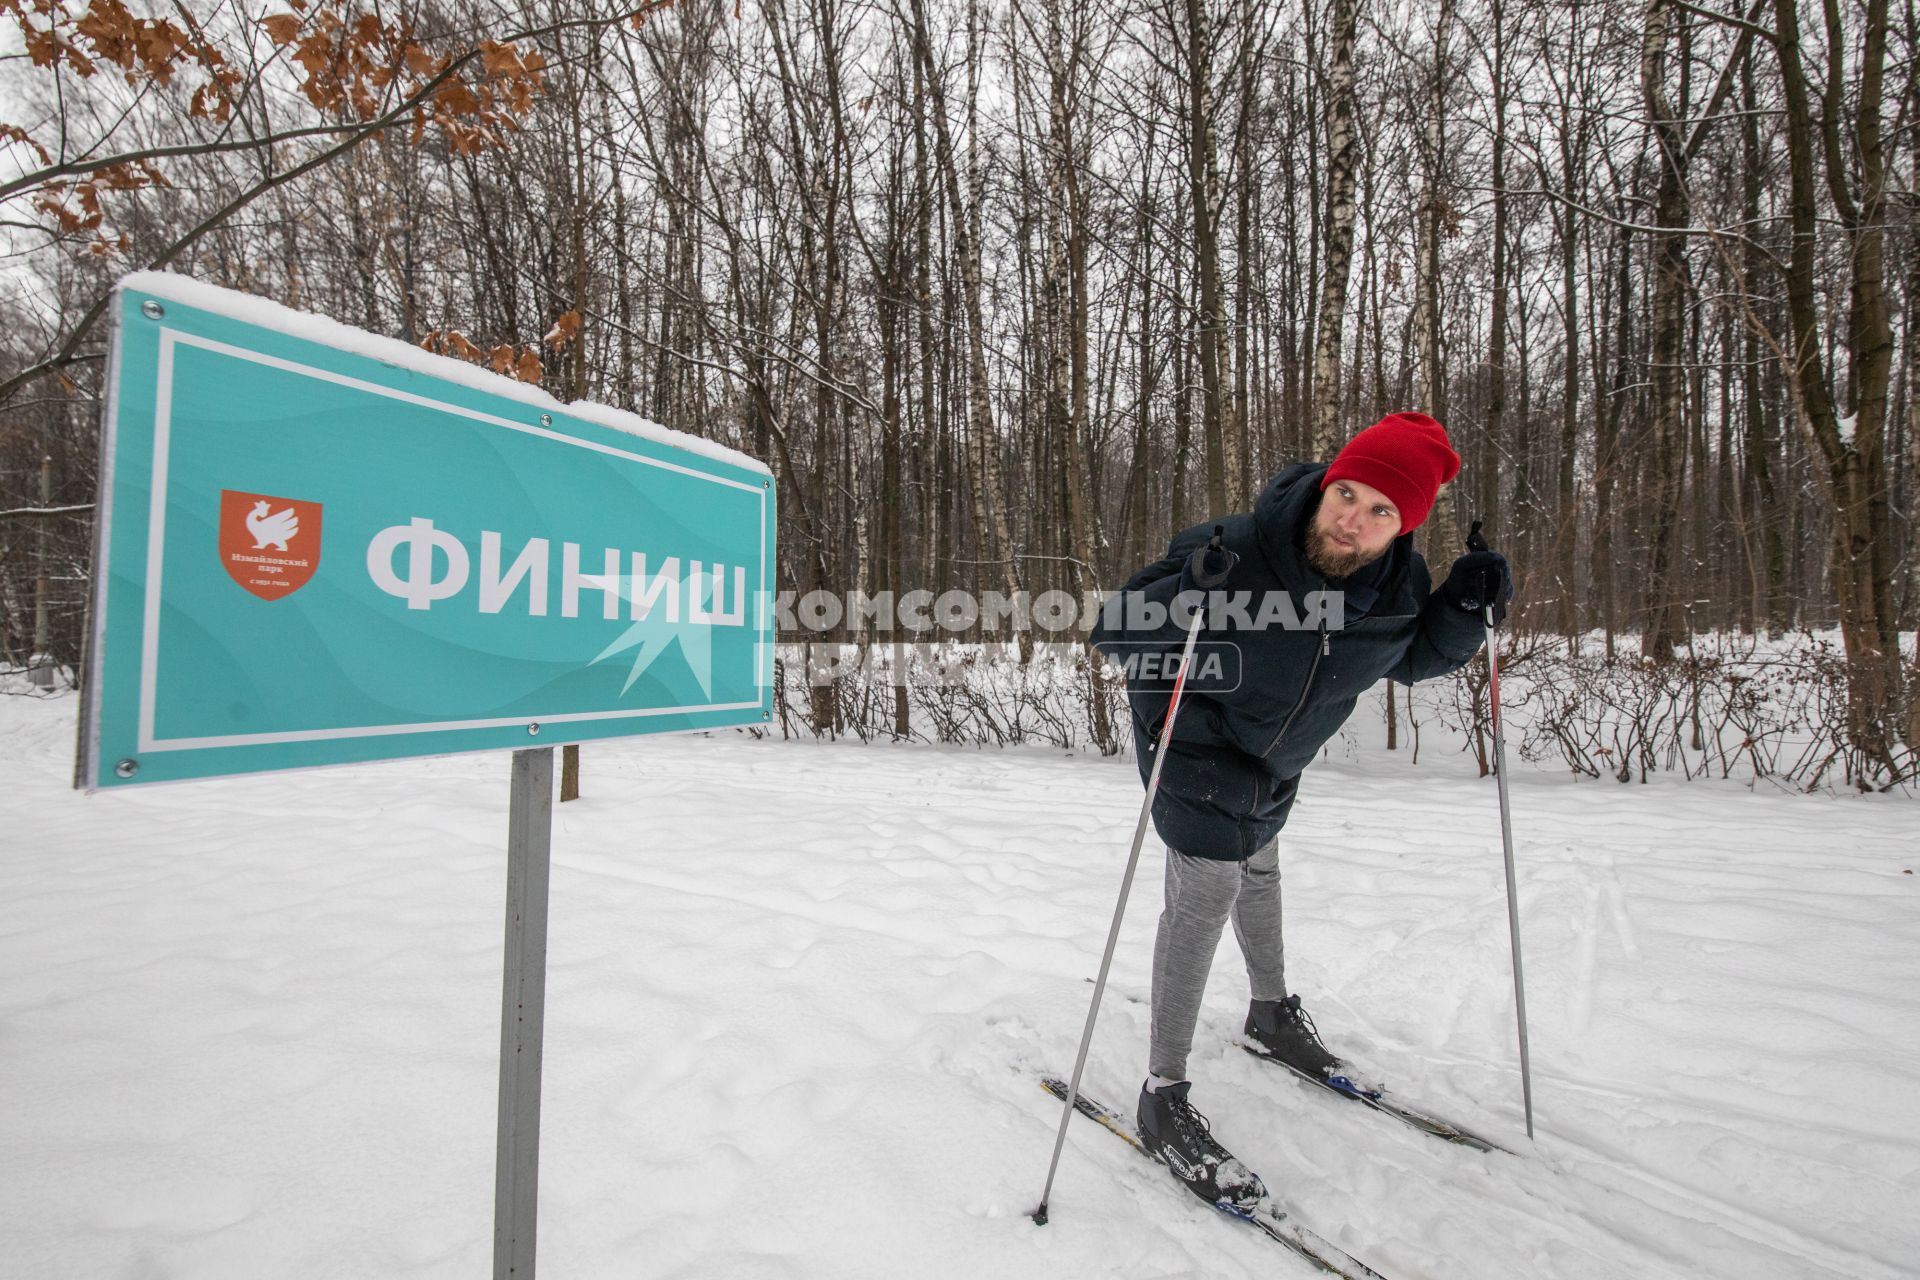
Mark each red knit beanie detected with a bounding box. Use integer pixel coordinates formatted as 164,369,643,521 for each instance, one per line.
1321,412,1461,533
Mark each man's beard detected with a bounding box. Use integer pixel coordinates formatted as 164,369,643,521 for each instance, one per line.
1303,524,1383,579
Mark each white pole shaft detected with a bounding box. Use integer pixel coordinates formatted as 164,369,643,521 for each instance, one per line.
1484,615,1534,1139
1034,605,1208,1222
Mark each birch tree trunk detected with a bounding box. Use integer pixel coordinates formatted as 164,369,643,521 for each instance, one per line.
1186,0,1231,518
1308,0,1360,458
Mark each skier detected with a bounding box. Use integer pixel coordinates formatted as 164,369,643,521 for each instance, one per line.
1087,411,1511,1207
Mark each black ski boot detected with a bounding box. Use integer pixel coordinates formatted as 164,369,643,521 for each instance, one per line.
1136,1080,1267,1208
1245,994,1344,1081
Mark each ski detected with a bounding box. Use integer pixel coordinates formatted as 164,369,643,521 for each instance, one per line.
1240,1044,1512,1154
1081,979,1511,1155
1040,1077,1392,1280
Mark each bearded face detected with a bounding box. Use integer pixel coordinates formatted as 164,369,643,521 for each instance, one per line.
1303,479,1402,578
1303,523,1380,578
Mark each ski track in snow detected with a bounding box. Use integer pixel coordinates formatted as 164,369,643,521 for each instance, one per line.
3,691,1917,1279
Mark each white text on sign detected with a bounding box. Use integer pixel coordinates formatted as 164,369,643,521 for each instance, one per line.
365,518,749,625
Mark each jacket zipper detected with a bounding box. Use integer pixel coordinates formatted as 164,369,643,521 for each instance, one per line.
1263,617,1329,757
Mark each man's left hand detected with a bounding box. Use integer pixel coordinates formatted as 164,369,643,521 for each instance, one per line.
1443,550,1513,624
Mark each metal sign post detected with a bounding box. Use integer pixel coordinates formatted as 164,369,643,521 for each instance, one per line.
496,747,554,1280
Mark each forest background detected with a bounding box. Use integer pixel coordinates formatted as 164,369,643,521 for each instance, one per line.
1,0,1915,786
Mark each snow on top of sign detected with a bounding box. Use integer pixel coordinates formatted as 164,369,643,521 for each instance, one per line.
118,271,772,477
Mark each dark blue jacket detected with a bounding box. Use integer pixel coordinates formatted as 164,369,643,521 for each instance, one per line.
1089,462,1486,860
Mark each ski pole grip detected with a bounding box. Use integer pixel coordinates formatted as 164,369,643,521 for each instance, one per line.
1464,518,1500,630
1184,524,1236,592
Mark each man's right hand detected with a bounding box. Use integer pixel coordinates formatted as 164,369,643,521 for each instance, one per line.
1178,527,1238,594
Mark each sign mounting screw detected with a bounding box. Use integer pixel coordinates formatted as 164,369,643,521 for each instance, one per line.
140,301,164,320
115,758,139,777
539,414,553,426
527,723,540,736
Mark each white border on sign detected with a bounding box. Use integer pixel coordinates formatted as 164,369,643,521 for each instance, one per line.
135,327,770,754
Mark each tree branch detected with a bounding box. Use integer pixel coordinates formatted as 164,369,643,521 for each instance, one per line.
1669,0,1781,43
0,1,679,408
0,503,93,523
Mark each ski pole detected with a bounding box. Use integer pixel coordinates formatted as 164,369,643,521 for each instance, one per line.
1033,527,1226,1225
1468,519,1533,1140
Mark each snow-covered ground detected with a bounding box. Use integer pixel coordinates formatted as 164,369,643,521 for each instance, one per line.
3,688,1916,1279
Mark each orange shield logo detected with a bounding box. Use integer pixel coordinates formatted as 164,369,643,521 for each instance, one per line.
219,489,322,600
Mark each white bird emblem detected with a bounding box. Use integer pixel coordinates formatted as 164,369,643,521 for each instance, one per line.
246,500,300,551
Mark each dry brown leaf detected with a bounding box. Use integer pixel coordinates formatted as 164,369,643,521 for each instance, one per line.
434,77,481,115
544,311,582,350
480,41,522,78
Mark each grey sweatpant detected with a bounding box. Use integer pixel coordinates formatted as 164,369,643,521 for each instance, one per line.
1148,838,1287,1080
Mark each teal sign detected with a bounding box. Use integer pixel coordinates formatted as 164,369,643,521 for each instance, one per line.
80,275,775,789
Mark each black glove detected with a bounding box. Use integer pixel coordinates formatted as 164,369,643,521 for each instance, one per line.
1446,523,1513,624
1178,525,1238,594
